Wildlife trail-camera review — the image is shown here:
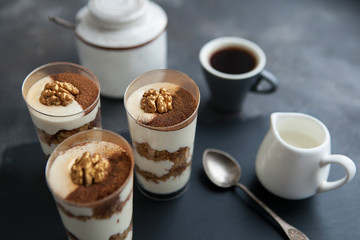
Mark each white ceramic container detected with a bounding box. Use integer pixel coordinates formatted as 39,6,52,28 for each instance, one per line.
74,0,167,98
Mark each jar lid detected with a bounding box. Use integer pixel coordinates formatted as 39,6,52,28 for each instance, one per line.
88,0,147,29
75,0,167,48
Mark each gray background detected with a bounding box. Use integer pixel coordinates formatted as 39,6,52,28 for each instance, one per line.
1,0,359,239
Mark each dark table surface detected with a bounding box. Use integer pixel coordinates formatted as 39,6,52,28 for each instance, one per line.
1,0,359,239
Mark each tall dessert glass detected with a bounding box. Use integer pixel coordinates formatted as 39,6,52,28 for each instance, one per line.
22,62,101,156
46,129,134,240
124,69,200,200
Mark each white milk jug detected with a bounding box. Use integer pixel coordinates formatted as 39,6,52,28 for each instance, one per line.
255,112,356,200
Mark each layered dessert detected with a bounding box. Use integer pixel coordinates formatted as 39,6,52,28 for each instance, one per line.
46,130,134,240
23,63,101,156
125,71,200,199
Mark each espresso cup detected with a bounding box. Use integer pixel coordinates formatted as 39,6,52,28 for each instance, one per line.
256,112,356,200
199,36,278,112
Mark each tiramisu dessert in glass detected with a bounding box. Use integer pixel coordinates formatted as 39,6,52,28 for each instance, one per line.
46,129,134,240
124,69,200,200
22,62,101,156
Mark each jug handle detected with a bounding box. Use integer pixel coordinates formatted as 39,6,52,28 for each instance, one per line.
318,154,356,193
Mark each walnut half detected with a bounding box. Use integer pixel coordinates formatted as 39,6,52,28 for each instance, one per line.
70,152,110,187
39,81,79,106
141,88,173,113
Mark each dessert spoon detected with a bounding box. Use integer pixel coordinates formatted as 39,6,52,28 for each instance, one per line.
202,148,310,240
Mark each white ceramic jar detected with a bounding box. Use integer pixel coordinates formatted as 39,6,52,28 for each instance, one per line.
74,0,167,98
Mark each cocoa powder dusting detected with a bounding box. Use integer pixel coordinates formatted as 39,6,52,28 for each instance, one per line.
51,73,99,111
65,151,131,203
143,87,197,127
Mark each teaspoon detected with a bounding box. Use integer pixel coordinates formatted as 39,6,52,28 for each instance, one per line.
49,16,75,30
202,148,309,240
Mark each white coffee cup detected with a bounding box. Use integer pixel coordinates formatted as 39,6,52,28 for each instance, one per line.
255,112,356,200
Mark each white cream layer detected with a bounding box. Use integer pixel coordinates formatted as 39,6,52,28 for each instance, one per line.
26,76,100,135
134,151,174,177
128,118,197,152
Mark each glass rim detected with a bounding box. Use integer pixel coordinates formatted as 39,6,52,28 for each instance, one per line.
21,62,101,118
45,128,134,207
124,69,201,131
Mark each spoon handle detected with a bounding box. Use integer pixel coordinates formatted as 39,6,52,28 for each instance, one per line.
235,182,309,240
49,16,76,30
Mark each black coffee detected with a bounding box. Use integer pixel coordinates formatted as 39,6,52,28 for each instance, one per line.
210,47,257,74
